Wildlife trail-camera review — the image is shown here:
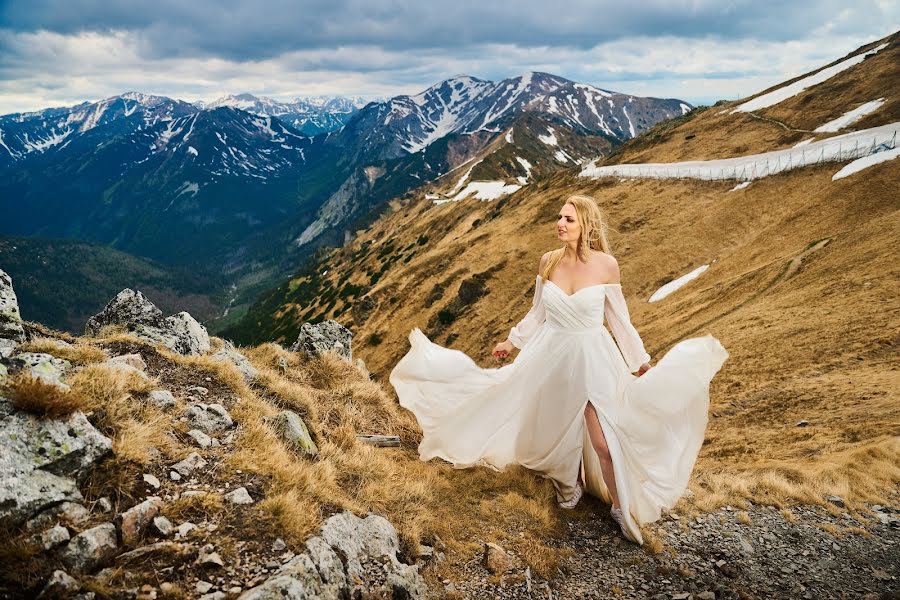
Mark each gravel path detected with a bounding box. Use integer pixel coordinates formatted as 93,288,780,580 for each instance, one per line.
443,493,900,600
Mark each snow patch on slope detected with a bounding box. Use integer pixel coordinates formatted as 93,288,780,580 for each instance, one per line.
731,42,890,114
649,264,709,302
813,98,885,133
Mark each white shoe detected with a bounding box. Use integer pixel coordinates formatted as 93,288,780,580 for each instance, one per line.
558,481,583,509
610,506,640,543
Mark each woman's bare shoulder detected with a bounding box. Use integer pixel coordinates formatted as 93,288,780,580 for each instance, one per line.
592,250,621,283
539,250,553,272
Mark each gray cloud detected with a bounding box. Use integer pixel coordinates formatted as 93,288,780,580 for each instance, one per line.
2,0,894,60
0,2,896,113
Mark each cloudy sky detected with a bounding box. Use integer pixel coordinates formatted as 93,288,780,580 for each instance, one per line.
0,1,897,114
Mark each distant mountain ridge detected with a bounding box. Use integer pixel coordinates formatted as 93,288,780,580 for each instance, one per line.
0,73,690,333
202,93,378,135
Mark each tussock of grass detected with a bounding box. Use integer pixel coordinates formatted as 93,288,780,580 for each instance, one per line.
691,436,900,515
16,336,109,364
164,492,226,525
0,530,45,592
1,371,88,419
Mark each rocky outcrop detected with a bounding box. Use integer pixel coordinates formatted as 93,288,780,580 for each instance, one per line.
290,320,353,362
210,339,258,383
85,288,210,355
1,351,72,387
0,397,113,527
0,269,25,342
240,510,427,600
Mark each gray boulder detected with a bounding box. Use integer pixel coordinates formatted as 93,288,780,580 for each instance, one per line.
184,403,233,433
0,338,18,359
146,390,177,410
239,510,426,600
0,352,71,388
262,411,318,457
85,289,210,355
0,269,25,342
60,522,118,574
290,320,352,362
210,339,258,383
0,398,113,527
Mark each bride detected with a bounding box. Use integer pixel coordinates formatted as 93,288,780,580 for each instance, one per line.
389,194,729,544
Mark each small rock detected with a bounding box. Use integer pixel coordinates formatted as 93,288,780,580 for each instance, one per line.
195,580,214,594
37,570,81,599
825,495,845,507
117,496,164,546
143,473,161,489
262,411,318,457
169,470,181,481
171,452,208,476
187,386,209,396
186,429,213,448
175,522,197,539
224,486,254,505
209,340,258,383
40,524,71,550
107,353,147,371
146,390,176,409
181,490,209,499
153,516,174,537
198,544,224,567
795,419,809,427
483,542,511,573
272,538,286,551
184,403,233,433
60,522,118,574
96,497,113,513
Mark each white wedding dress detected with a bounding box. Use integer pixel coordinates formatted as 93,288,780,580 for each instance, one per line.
389,273,729,544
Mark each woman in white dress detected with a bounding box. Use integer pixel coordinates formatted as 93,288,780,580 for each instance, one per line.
389,194,729,544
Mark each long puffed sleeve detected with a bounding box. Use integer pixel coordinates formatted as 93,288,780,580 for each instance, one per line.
604,284,651,372
507,275,546,349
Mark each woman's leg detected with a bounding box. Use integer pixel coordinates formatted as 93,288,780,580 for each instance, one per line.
584,402,621,509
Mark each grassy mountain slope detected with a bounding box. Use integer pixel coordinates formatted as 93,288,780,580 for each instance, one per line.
602,34,899,164
231,33,899,511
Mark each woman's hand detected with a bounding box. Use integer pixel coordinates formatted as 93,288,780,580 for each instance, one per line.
636,362,652,377
492,339,514,362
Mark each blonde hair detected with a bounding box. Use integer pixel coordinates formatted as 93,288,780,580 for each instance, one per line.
540,194,612,280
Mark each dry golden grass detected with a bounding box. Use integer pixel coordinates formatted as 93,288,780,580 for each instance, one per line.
0,371,88,418
163,491,226,525
780,508,798,523
54,337,185,468
16,336,109,364
736,511,753,526
167,338,574,577
296,152,900,529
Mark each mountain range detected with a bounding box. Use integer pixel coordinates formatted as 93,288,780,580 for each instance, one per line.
0,72,690,333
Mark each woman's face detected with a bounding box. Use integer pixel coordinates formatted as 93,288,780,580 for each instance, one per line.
557,203,580,243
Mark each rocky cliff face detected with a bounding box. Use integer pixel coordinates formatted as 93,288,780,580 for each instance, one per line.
0,268,428,599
